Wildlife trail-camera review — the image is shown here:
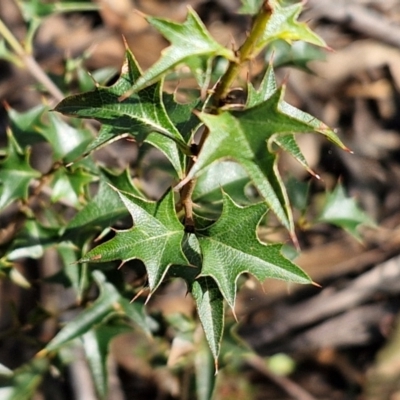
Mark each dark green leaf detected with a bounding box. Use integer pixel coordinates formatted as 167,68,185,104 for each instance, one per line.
54,47,188,177
197,192,311,309
80,189,189,295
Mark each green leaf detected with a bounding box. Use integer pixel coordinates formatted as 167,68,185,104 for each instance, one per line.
256,0,327,53
54,46,187,177
318,184,375,240
80,189,189,295
197,192,311,309
64,168,144,243
0,130,41,210
126,7,235,93
192,277,224,368
0,358,49,400
35,113,93,163
82,324,131,399
188,86,343,231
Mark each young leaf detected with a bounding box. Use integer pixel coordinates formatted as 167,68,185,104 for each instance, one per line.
125,7,235,93
197,192,311,310
0,130,40,210
255,0,327,54
80,189,189,295
318,184,374,240
54,46,188,177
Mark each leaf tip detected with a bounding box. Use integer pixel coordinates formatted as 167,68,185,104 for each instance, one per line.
311,281,322,288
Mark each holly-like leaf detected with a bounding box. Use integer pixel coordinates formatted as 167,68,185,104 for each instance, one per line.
54,46,188,177
80,189,189,295
255,0,327,53
187,86,346,232
0,130,41,211
318,184,375,240
197,192,311,310
125,7,235,93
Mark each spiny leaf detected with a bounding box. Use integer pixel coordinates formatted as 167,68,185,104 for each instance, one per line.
188,86,342,231
197,192,311,310
54,46,187,177
124,7,235,93
81,189,189,294
255,0,327,53
0,130,41,211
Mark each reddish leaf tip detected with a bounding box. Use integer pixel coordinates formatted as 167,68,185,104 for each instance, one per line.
311,281,322,288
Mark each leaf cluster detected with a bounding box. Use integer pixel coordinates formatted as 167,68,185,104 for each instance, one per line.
0,1,372,399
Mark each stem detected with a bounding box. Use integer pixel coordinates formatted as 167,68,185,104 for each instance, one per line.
0,17,64,101
179,1,272,230
213,0,272,103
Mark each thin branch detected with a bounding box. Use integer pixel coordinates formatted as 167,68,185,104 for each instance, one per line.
0,17,64,101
